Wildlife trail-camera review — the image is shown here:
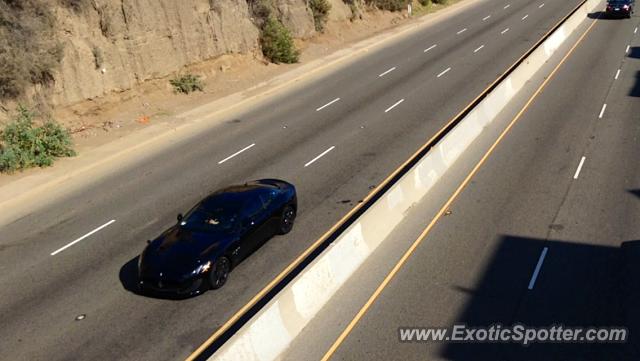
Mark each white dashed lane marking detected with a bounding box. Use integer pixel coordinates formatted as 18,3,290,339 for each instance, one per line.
218,143,256,164
51,220,116,256
573,156,586,179
385,99,405,113
598,104,607,119
316,98,341,112
424,44,437,53
528,247,548,290
437,67,452,78
378,67,396,77
304,146,335,167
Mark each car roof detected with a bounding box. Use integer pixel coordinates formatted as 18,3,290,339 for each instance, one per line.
218,183,276,195
201,184,274,209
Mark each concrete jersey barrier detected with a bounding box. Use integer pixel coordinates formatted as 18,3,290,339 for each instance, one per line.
210,1,602,359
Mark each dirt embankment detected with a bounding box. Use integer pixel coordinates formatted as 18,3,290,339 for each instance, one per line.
2,0,352,109
0,0,452,151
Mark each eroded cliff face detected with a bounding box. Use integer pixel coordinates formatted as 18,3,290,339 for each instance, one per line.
50,0,352,106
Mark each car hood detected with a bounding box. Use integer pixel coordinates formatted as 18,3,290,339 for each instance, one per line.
139,226,232,280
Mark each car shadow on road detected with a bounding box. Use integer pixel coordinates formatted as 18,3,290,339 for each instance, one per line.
119,256,143,295
628,71,640,97
628,47,640,59
629,189,640,198
588,11,632,20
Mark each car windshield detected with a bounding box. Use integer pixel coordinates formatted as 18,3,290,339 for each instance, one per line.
608,0,631,4
181,201,240,232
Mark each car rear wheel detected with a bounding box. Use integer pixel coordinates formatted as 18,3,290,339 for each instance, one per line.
278,205,296,235
209,257,231,290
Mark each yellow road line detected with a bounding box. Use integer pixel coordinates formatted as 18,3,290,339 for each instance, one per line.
320,13,600,361
185,2,589,359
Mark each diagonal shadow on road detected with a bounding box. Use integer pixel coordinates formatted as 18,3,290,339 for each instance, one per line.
439,235,640,361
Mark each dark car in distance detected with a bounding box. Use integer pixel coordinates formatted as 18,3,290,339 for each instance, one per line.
606,0,635,17
138,179,296,296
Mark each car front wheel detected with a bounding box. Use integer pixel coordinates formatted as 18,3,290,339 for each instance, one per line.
209,257,231,290
278,205,296,235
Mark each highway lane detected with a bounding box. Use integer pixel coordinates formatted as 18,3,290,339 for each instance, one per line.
319,8,640,361
0,1,585,360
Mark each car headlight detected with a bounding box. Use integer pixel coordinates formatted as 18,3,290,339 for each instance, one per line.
192,261,212,275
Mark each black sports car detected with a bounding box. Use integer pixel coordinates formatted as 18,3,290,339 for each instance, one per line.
138,179,296,296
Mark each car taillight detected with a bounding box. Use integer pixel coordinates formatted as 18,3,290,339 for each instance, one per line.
623,4,629,8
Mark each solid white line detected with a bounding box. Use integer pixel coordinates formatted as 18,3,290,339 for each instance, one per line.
528,247,548,290
598,103,607,119
474,45,485,53
483,15,491,21
51,220,116,256
457,28,467,35
573,156,586,179
522,14,529,20
378,67,396,77
316,97,341,111
501,28,510,34
539,3,545,8
424,44,437,53
218,143,256,164
504,4,511,9
635,27,638,34
304,146,335,167
615,69,621,80
437,67,451,78
626,45,631,54
385,98,405,113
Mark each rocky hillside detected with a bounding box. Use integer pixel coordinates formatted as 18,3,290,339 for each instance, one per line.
0,0,358,109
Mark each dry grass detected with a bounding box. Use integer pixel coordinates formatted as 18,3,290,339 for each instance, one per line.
0,0,63,100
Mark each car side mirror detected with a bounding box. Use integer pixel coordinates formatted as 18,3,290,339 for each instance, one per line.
146,239,151,245
177,213,183,222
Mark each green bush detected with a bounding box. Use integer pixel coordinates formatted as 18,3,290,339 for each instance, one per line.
0,105,75,173
310,0,332,32
418,0,431,6
261,17,300,64
170,74,204,94
432,0,447,4
0,0,63,99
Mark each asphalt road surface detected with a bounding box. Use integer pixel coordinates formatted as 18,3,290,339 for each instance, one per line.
317,8,640,361
0,1,587,360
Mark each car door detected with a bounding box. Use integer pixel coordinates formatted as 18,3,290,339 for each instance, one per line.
238,196,271,258
259,189,282,235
